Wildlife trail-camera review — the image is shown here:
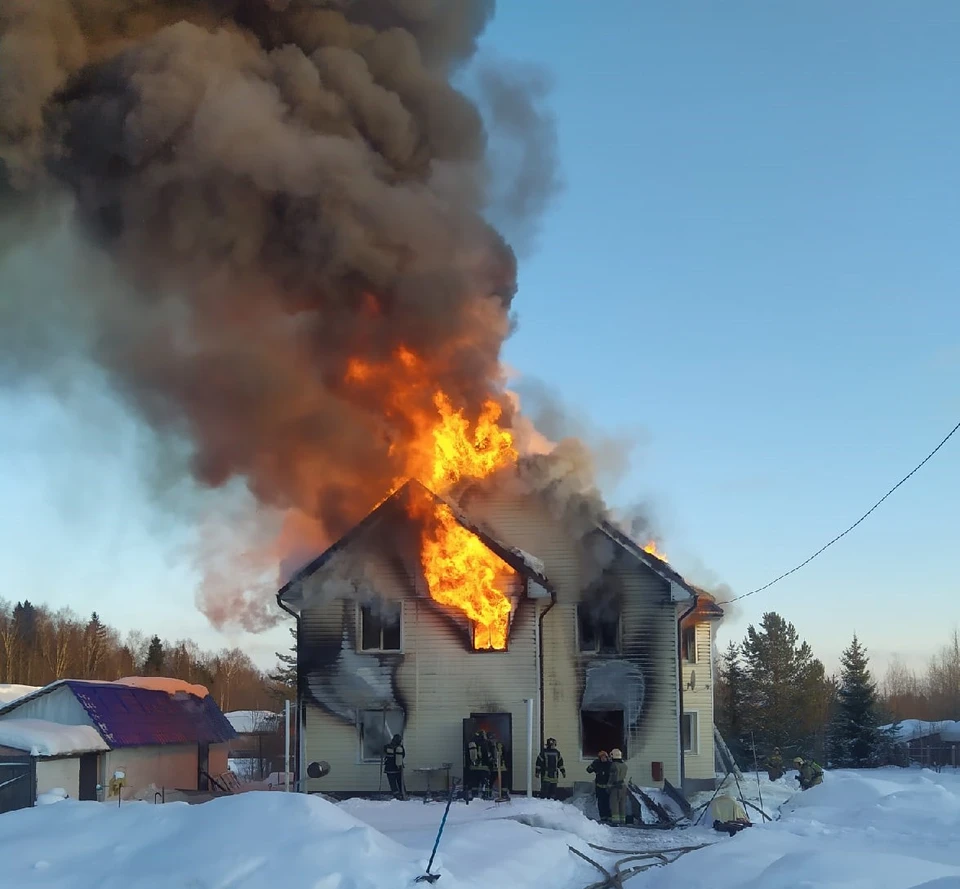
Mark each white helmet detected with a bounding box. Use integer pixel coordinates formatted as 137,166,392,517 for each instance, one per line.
610,749,623,761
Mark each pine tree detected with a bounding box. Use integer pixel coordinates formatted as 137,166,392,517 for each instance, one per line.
143,635,165,675
269,626,297,700
740,612,828,753
827,634,893,767
84,612,108,678
716,641,747,760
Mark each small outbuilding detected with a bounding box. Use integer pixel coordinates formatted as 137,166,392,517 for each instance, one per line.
0,677,236,811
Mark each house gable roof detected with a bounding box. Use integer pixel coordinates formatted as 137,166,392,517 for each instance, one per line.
0,680,237,748
596,520,698,601
277,479,555,612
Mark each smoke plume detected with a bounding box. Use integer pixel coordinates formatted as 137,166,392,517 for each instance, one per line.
0,0,558,629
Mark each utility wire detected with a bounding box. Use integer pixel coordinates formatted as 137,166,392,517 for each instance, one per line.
716,416,960,605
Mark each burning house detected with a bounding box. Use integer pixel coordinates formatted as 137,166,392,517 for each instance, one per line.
278,434,723,796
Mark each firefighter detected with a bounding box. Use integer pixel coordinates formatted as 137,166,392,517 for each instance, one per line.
535,738,566,799
607,748,628,825
488,732,508,800
466,730,491,800
766,747,784,781
586,750,611,821
383,733,406,799
794,756,824,790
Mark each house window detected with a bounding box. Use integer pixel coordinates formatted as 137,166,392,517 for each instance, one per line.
581,710,625,759
682,712,699,754
681,625,697,663
359,600,402,652
577,603,620,654
359,709,404,762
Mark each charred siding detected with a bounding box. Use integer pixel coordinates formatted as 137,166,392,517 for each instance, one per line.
463,487,684,788
302,544,537,794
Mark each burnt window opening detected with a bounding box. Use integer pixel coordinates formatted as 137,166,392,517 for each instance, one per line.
359,709,404,762
359,600,402,652
581,710,625,759
681,625,697,663
577,602,620,654
682,712,698,754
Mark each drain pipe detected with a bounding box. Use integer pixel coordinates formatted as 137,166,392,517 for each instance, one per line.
277,593,301,791
676,593,698,790
524,696,534,798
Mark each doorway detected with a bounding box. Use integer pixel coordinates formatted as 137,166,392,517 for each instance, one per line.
78,753,99,801
463,712,513,791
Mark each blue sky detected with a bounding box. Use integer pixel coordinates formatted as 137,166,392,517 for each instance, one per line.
1,2,958,674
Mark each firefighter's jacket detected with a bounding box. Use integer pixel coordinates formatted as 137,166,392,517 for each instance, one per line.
586,758,611,788
468,734,490,772
608,760,628,787
383,740,405,774
536,747,565,781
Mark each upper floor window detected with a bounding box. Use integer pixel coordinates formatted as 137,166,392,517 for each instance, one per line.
577,602,620,654
681,625,697,663
359,600,402,652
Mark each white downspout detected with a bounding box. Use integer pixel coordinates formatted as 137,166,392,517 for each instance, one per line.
525,696,534,798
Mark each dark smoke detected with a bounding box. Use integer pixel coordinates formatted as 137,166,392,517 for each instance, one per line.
0,0,559,630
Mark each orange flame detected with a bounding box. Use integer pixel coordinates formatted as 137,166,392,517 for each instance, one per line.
643,540,668,562
343,345,519,648
420,503,513,649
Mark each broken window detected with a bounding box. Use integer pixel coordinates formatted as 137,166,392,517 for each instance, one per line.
681,625,697,663
359,600,402,652
359,709,404,762
682,712,698,753
581,710,625,759
577,602,620,654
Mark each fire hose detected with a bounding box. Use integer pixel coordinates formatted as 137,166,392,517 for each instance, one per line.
415,777,461,883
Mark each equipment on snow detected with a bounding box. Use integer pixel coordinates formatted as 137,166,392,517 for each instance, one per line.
416,777,461,883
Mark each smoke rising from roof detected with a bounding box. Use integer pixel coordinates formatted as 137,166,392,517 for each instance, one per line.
0,0,559,630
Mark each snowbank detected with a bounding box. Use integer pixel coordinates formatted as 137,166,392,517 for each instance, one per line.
0,718,108,756
0,683,40,706
225,709,281,734
114,676,210,698
0,792,612,889
637,768,960,889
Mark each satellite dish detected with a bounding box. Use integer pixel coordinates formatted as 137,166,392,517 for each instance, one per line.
689,670,697,690
307,760,331,779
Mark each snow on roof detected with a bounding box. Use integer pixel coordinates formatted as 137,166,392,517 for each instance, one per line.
0,718,108,756
114,677,210,698
0,684,40,706
225,710,282,734
881,719,960,743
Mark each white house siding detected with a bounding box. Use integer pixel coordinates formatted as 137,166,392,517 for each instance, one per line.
36,757,81,798
302,553,539,795
105,744,199,799
460,486,683,789
680,619,716,786
1,686,94,728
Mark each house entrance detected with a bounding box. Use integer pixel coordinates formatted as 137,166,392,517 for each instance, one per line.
79,753,99,801
463,712,513,792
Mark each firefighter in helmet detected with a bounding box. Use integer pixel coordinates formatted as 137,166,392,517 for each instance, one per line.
535,738,565,799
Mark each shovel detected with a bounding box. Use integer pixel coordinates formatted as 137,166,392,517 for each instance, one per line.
415,777,460,883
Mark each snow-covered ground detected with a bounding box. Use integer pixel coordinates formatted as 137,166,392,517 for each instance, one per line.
0,683,39,706
2,767,959,888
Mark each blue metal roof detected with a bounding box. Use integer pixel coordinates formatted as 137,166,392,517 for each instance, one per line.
64,681,237,748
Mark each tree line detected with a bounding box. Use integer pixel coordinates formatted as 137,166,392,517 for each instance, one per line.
0,599,292,713
716,612,960,769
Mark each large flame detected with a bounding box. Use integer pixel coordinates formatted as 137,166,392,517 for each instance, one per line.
344,346,518,649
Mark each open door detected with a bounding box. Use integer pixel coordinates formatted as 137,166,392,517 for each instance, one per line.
463,712,513,792
198,743,210,790
78,753,99,801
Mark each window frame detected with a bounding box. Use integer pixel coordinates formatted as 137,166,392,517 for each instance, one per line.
682,711,699,755
681,624,698,664
580,709,627,760
357,708,405,764
357,600,403,653
576,603,622,655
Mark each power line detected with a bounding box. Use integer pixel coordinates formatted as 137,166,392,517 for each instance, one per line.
716,415,960,606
